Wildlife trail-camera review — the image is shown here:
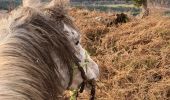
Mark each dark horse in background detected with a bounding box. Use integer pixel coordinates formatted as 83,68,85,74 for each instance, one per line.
0,0,99,99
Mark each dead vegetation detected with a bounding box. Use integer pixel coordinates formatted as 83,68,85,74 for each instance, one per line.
69,8,170,100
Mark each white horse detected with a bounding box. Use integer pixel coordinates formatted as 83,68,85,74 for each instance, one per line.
0,0,99,99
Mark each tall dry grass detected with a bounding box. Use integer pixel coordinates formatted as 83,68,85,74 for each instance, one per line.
69,8,170,100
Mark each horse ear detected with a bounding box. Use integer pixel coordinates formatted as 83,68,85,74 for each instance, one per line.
47,0,69,9
22,0,41,7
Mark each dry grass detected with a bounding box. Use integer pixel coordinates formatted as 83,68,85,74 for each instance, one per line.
69,8,170,100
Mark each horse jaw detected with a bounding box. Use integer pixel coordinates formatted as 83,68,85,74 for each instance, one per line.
69,46,99,90
79,46,99,80
50,51,70,89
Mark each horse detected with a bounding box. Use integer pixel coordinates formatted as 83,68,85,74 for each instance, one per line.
0,0,99,99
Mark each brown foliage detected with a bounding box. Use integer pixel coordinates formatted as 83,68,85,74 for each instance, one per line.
69,8,170,100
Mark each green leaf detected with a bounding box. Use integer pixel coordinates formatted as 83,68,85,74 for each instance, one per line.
70,90,78,100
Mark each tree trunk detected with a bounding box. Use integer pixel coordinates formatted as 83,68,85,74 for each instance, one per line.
141,0,149,18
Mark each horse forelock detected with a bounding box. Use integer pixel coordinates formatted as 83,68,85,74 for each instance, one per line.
0,5,80,100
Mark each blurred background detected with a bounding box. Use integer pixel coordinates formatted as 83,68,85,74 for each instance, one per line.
0,0,170,15
1,0,170,100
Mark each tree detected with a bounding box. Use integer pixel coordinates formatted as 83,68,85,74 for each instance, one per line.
134,0,149,17
126,0,149,18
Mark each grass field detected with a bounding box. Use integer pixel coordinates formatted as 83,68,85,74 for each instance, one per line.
71,4,141,16
69,8,170,100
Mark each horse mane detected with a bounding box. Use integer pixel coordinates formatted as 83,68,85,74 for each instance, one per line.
0,4,79,100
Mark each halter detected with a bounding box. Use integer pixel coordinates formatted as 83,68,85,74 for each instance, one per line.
69,51,96,100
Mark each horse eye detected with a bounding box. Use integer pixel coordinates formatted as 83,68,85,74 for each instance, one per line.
75,41,79,45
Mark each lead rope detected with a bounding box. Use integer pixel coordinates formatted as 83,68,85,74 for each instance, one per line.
70,51,96,100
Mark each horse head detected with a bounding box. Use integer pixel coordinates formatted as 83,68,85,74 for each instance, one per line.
43,0,99,91
0,0,99,99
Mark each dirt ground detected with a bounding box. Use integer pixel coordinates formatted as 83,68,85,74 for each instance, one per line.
69,8,170,100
